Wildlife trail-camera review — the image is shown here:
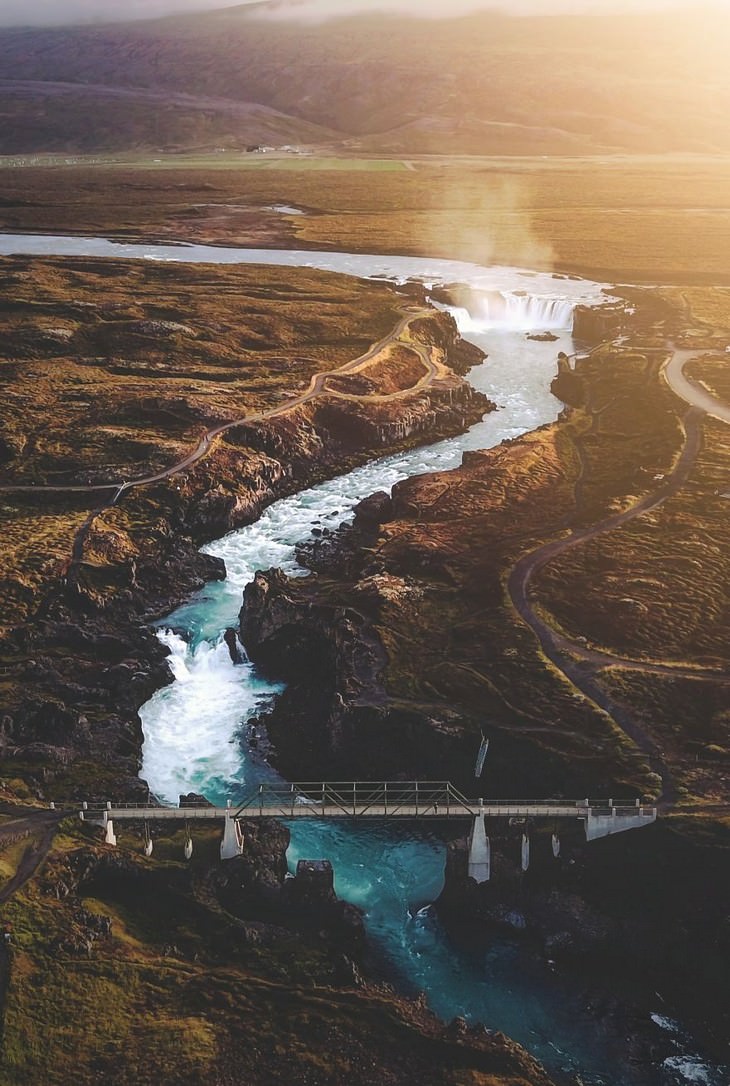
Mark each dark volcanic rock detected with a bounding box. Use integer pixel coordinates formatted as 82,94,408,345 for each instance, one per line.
551,352,586,407
211,818,290,916
179,791,212,808
435,820,730,1054
353,490,393,526
239,564,466,781
210,822,365,957
223,627,243,664
572,302,627,342
283,858,366,957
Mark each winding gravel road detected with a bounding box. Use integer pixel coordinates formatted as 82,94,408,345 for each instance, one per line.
0,305,434,498
507,348,730,804
1,306,443,583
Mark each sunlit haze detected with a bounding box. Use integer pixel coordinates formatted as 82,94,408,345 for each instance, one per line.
0,0,717,27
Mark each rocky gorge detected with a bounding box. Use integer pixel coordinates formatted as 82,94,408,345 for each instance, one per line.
0,252,574,1086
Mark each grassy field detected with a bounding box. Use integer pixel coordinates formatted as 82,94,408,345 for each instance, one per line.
1,157,730,283
0,154,408,171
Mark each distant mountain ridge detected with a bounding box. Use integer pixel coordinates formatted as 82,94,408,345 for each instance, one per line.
0,5,727,154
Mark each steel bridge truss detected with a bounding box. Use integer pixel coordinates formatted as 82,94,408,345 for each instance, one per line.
234,780,477,820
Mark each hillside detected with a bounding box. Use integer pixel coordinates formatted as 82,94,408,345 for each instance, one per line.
0,5,728,154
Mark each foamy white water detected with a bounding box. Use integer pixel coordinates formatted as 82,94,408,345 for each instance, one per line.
446,294,575,332
663,1056,723,1086
139,629,282,802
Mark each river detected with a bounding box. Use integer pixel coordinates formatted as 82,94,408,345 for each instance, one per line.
0,233,723,1086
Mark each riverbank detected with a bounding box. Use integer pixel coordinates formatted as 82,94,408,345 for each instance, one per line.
3,160,730,283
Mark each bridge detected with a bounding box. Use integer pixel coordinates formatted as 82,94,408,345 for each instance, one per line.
79,782,657,881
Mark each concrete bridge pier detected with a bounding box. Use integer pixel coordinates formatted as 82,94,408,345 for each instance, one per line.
552,833,561,859
467,804,490,883
521,832,530,872
220,814,244,860
103,814,117,847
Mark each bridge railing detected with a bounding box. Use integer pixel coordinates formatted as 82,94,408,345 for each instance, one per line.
233,781,477,819
232,783,647,819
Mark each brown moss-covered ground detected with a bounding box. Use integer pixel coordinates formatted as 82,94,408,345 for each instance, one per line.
0,255,404,486
0,256,404,634
0,814,553,1086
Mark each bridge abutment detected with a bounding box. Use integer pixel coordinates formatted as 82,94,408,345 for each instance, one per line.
585,807,657,841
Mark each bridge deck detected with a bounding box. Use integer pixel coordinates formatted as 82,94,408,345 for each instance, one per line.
91,803,655,821
81,783,655,827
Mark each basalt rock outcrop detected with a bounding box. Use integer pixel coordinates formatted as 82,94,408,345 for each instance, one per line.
571,301,628,342
550,352,586,407
208,820,364,958
240,564,466,781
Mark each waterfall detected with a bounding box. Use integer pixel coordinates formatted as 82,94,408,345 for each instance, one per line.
445,291,575,333
139,629,282,803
